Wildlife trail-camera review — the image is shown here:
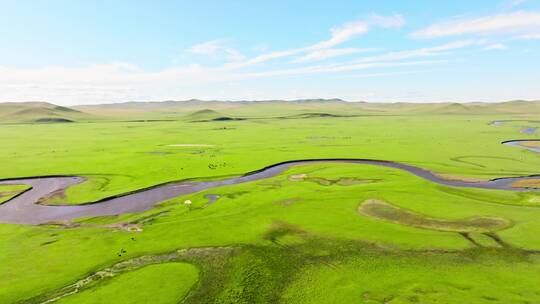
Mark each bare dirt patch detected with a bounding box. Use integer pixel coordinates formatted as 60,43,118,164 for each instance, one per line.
512,179,540,189
106,223,143,232
436,173,486,183
288,174,307,181
358,199,511,233
521,141,540,148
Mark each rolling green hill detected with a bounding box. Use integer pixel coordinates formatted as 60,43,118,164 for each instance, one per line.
0,101,94,123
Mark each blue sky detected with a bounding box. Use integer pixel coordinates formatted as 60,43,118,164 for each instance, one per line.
0,0,539,105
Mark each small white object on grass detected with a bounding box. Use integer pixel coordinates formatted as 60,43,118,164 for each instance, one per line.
184,200,192,205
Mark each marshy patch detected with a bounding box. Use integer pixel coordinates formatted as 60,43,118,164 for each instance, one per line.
358,199,512,233
288,173,378,186
204,194,221,206
521,127,537,135
511,179,540,189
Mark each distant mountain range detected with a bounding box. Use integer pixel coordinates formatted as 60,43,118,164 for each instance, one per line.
0,99,539,123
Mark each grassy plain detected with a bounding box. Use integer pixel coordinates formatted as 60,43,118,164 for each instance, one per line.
1,100,540,303
56,263,198,304
0,184,30,204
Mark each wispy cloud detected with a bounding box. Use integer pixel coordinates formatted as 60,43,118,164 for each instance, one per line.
293,48,374,63
518,32,540,39
484,43,507,50
240,60,444,78
355,40,482,63
227,20,370,68
233,40,475,79
4,13,518,104
0,38,479,104
188,39,245,61
413,11,540,38
312,21,370,49
227,14,405,68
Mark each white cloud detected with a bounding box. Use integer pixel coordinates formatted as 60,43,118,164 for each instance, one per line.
241,60,445,78
519,32,540,39
11,15,520,105
356,40,481,63
293,48,373,63
0,58,445,104
188,39,245,61
188,40,222,55
229,21,370,68
484,43,507,50
413,11,540,38
0,38,477,104
233,41,471,78
228,14,404,68
312,21,369,49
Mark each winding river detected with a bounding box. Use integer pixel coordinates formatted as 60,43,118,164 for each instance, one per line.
1,144,539,225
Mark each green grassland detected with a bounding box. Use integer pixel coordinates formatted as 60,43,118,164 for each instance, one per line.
56,263,198,304
1,100,540,303
0,184,30,204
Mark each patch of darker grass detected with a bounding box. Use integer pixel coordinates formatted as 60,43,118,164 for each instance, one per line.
262,220,306,243
20,246,235,304
289,174,378,187
359,199,512,233
225,191,250,199
23,235,538,304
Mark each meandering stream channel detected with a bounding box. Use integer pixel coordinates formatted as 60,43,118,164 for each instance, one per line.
0,142,538,225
